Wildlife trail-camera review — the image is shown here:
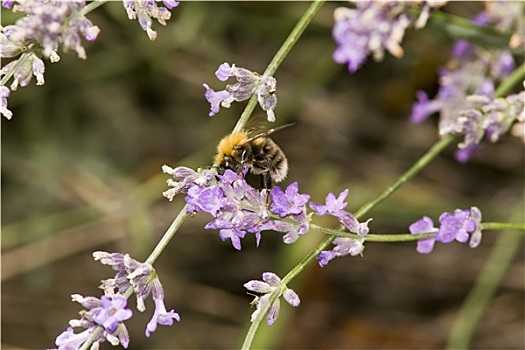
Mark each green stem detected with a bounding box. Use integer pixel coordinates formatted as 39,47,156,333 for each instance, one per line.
355,134,455,219
310,223,437,242
233,0,326,134
425,10,519,53
482,222,525,232
0,49,35,86
300,133,453,265
494,63,525,98
241,290,281,350
244,135,455,348
80,327,103,350
145,204,190,265
79,0,109,17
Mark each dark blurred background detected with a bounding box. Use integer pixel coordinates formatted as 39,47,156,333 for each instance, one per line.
2,2,523,349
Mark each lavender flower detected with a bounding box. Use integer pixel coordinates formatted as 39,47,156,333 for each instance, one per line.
244,272,300,326
446,92,525,151
55,294,131,349
410,207,483,254
92,295,133,333
317,237,365,267
270,182,310,217
1,1,100,60
332,2,411,73
93,251,181,336
310,189,371,235
162,165,215,201
0,86,12,120
408,216,438,254
145,278,181,338
1,0,100,119
311,189,371,267
123,0,179,40
164,165,313,248
410,2,522,161
0,52,45,91
203,63,278,121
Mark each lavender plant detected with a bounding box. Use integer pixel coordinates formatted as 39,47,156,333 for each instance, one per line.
1,1,524,349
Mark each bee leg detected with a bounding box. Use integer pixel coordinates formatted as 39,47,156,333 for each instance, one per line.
261,173,273,190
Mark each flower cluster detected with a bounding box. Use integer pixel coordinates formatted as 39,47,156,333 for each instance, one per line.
0,0,99,119
163,165,373,259
311,189,371,267
55,294,132,349
244,272,300,326
163,165,311,249
332,1,447,73
123,0,179,40
410,2,522,161
93,251,181,337
54,251,180,349
0,0,179,120
203,63,278,122
410,206,483,254
1,0,100,61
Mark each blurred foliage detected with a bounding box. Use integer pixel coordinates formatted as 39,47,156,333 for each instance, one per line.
1,2,523,349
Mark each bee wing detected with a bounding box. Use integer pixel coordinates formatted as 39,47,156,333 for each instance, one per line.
245,122,295,143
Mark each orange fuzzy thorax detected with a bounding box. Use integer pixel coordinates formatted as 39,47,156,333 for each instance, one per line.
214,131,248,165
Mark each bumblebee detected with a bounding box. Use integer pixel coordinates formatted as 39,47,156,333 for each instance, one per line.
214,124,293,188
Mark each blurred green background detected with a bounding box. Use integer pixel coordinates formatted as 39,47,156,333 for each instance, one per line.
2,2,523,349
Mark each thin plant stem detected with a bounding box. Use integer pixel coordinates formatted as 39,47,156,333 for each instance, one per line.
233,0,326,134
79,0,109,16
424,9,519,53
494,63,525,98
145,204,191,265
354,134,455,219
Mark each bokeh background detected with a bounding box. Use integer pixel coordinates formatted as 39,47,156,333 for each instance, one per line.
2,2,524,349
